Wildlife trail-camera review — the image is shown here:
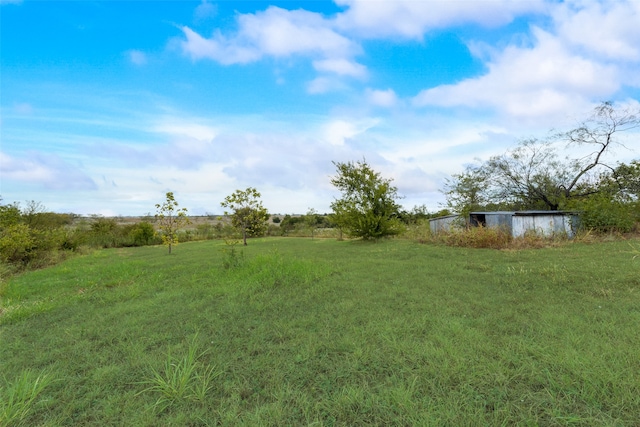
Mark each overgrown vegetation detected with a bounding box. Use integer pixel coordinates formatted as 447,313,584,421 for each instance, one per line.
1,238,639,425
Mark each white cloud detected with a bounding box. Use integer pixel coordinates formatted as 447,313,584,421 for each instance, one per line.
313,58,366,78
555,0,640,61
152,120,218,141
180,6,360,66
0,152,97,191
323,118,379,146
128,49,147,65
365,88,398,107
307,76,346,94
194,0,217,23
180,26,260,64
413,27,619,120
14,102,33,114
410,1,640,121
334,0,546,39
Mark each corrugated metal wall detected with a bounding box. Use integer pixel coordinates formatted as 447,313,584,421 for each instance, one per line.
512,214,578,238
429,215,461,234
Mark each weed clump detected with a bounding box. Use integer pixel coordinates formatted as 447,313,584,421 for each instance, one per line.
138,334,220,412
0,370,53,426
221,239,244,270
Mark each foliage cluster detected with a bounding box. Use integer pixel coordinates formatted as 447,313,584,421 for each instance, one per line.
330,159,405,239
278,211,333,236
0,201,80,272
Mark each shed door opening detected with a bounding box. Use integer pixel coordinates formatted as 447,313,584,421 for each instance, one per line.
470,214,486,227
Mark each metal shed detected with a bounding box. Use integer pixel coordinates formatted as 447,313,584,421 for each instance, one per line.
469,211,580,238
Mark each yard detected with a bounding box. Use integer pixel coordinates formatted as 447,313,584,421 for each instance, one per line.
1,237,639,426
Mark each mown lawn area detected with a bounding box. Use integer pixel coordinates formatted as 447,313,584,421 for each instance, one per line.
1,237,639,426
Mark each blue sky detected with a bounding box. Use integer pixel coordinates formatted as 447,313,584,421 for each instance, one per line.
2,0,639,216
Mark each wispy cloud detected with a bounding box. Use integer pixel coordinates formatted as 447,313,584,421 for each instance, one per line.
365,88,398,108
127,49,147,65
1,152,97,191
13,102,34,114
194,0,217,23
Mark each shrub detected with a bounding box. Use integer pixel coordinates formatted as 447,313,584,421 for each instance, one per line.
572,195,635,233
0,224,34,264
130,222,156,246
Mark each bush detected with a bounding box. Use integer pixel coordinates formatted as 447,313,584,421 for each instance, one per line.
0,224,71,268
131,222,156,246
572,195,636,233
0,224,35,264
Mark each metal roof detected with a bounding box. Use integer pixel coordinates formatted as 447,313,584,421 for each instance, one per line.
470,210,579,216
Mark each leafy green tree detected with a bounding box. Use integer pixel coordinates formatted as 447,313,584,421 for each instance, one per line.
330,159,404,239
155,192,189,254
610,160,640,201
279,215,303,235
220,187,269,246
442,164,496,216
304,208,321,239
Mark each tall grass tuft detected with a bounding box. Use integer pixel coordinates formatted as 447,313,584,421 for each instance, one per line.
0,370,52,426
221,238,244,269
138,334,220,412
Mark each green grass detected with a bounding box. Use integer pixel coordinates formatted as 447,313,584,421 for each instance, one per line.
1,237,639,425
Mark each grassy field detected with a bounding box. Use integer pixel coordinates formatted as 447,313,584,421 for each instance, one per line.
1,237,639,426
